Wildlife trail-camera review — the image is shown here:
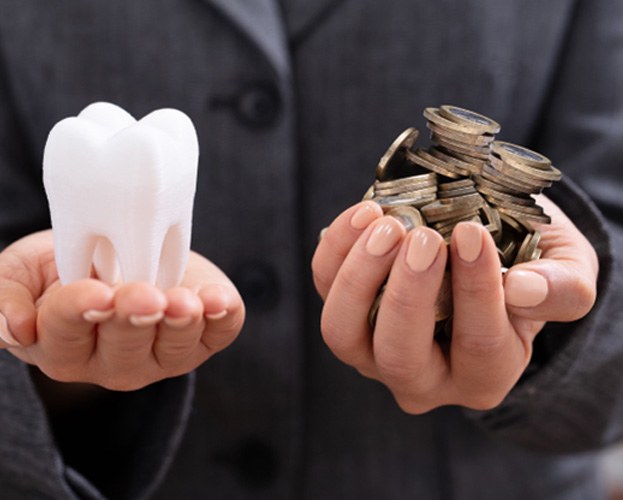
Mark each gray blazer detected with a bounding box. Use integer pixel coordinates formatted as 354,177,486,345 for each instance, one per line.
1,1,622,498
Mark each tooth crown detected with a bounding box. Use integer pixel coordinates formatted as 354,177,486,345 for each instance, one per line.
43,102,199,289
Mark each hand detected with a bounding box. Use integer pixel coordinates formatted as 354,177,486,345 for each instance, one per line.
311,197,597,413
0,230,245,390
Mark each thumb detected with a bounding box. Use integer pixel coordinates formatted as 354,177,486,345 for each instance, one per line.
503,195,598,323
504,258,597,322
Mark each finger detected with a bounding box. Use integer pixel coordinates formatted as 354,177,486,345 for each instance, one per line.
321,215,406,373
197,283,245,354
96,282,168,369
312,201,383,300
449,222,528,409
373,227,451,411
163,286,204,327
182,251,242,291
0,231,57,347
33,279,114,373
153,287,205,368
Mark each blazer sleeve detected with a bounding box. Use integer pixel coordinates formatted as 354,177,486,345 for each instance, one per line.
0,54,195,500
466,0,623,453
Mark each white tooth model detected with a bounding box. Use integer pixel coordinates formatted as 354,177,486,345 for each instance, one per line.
43,102,199,289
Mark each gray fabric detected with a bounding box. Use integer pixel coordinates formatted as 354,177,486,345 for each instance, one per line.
0,0,621,498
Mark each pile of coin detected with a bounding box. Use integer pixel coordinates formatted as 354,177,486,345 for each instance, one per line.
365,105,561,328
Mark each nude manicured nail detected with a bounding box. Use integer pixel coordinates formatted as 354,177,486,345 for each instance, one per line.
129,311,164,327
206,310,228,320
0,314,20,347
365,220,404,256
350,202,380,230
406,228,442,272
505,270,548,307
83,309,115,323
454,223,483,263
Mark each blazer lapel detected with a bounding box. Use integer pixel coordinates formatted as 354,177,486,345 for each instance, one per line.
200,0,290,79
278,0,346,41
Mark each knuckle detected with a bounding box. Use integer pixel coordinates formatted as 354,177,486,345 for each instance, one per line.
453,333,508,359
159,339,195,358
320,314,349,356
311,266,333,298
568,274,597,320
320,314,370,368
375,349,421,385
381,285,420,313
454,276,494,299
338,265,375,298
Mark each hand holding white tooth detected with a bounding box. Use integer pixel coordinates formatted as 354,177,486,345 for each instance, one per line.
43,102,199,290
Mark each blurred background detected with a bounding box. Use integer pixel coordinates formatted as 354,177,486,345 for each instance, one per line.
602,443,623,499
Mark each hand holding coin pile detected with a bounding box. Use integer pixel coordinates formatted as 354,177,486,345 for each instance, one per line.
364,105,562,330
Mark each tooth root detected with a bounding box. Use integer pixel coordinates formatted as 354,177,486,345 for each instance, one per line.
93,237,119,285
52,231,99,285
156,223,190,290
114,233,163,286
43,102,198,289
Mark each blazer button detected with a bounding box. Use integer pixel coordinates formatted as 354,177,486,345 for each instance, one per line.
235,82,282,129
231,261,280,311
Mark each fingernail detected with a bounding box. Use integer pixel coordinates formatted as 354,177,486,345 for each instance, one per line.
351,202,380,230
164,315,193,328
206,310,228,321
365,219,404,256
129,311,164,327
505,270,548,307
454,222,483,263
83,309,115,323
0,314,20,347
406,228,442,272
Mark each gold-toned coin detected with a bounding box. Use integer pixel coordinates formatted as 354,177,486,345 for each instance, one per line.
435,272,453,321
426,122,494,146
373,175,438,197
424,107,497,136
478,185,537,207
408,148,468,178
514,231,542,265
439,105,501,135
374,172,437,191
429,147,482,176
499,212,534,234
498,206,551,225
479,204,502,242
490,154,559,184
432,135,492,160
386,205,426,231
481,163,539,194
492,141,551,170
368,285,385,328
376,127,420,181
373,192,437,209
421,196,484,223
362,185,375,201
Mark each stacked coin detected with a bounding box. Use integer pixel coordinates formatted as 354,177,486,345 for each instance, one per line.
364,105,561,329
